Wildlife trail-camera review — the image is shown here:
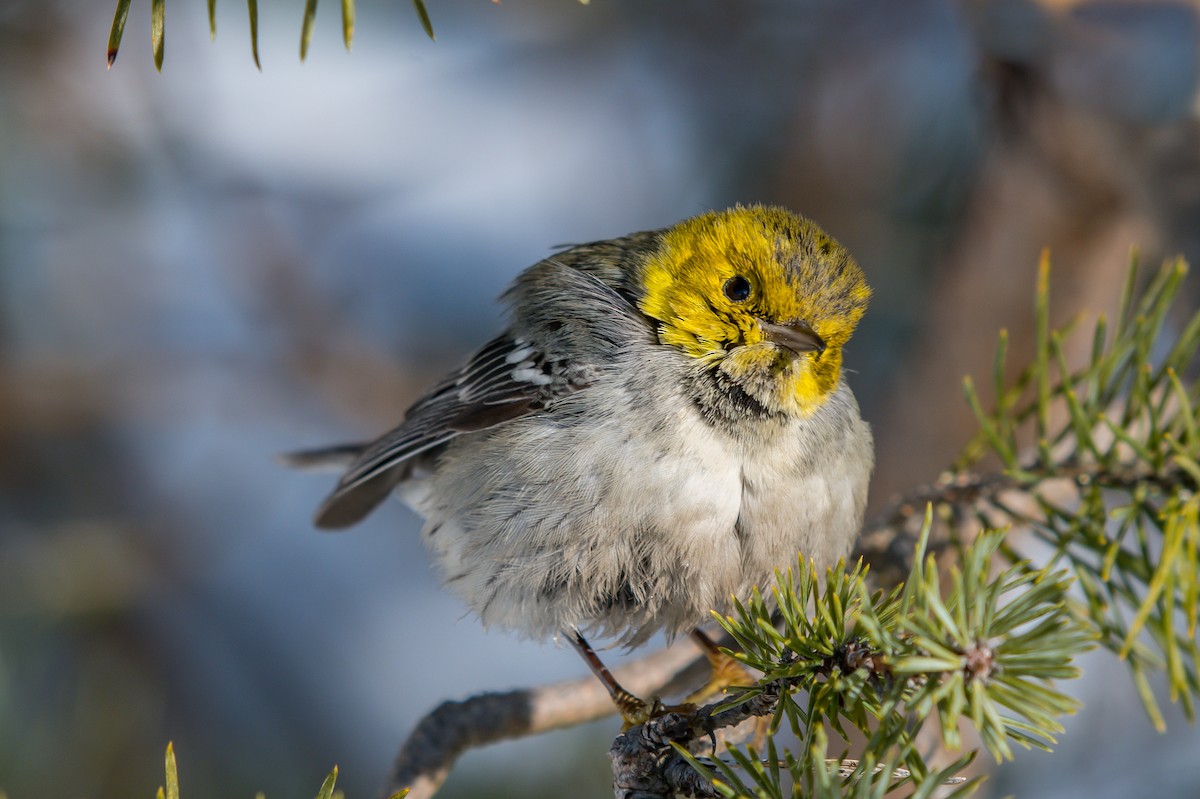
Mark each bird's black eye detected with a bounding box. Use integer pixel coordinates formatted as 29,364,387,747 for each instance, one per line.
723,275,751,302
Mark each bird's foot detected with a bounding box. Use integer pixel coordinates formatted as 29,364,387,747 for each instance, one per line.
614,690,698,730
684,628,756,705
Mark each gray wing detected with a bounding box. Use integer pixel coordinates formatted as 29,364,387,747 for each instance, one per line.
303,256,656,530
310,331,576,529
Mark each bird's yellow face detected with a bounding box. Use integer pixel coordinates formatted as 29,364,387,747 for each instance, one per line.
636,206,870,417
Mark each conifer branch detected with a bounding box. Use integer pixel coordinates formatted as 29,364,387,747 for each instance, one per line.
697,255,1200,795
667,516,1092,797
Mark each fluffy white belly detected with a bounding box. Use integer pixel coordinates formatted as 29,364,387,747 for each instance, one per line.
400,389,869,646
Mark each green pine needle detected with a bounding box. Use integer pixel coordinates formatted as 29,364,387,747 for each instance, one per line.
107,0,131,67
343,0,356,51
413,0,436,41
151,0,165,71
160,742,179,799
315,766,338,799
302,0,320,61
247,0,261,69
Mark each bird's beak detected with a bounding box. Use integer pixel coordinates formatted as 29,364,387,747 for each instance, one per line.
760,319,826,355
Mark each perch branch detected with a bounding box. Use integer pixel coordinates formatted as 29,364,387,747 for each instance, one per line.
383,638,711,798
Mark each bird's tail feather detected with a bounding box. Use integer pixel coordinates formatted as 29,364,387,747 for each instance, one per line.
277,442,367,471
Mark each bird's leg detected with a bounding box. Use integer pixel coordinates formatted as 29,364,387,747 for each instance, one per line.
569,630,662,727
685,628,756,704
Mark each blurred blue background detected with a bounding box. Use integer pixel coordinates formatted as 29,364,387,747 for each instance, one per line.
2,0,1200,796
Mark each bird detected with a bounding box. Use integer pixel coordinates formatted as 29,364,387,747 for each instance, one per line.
288,205,873,722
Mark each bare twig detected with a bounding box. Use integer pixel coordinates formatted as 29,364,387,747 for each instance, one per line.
383,640,711,798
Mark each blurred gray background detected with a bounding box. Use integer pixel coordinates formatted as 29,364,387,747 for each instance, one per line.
2,0,1200,796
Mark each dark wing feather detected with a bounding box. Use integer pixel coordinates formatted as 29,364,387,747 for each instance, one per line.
313,332,575,529
310,253,656,531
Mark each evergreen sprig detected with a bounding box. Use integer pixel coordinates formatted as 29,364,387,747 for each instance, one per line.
686,507,1093,797
956,254,1200,728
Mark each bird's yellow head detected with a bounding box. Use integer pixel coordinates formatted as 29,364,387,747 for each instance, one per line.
636,206,870,417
